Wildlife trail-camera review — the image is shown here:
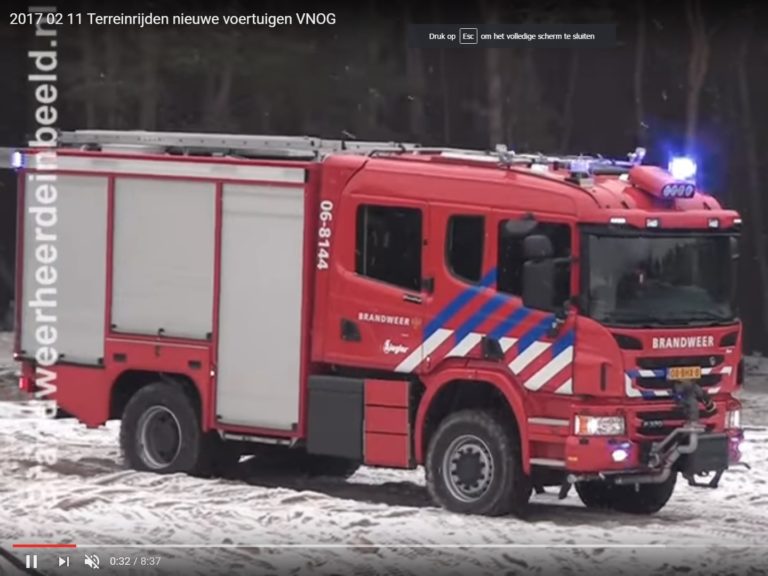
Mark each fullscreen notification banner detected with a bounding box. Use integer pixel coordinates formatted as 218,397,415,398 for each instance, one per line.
408,24,616,47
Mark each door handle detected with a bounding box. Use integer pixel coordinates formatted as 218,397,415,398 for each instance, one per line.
403,293,422,304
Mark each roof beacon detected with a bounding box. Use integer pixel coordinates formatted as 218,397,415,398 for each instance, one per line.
668,156,697,181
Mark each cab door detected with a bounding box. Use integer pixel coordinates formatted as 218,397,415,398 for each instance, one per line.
485,214,578,395
421,208,577,394
418,204,497,372
323,198,429,373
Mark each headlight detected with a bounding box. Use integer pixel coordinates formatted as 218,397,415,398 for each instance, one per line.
574,415,626,436
726,409,741,429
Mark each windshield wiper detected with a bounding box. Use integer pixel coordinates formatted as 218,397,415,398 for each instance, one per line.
599,310,733,327
599,312,670,327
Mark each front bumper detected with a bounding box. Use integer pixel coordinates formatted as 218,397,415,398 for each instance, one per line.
563,427,743,478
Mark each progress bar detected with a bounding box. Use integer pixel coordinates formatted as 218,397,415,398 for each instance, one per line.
12,544,77,549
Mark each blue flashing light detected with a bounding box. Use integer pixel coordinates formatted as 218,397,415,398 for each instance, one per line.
11,151,24,169
668,156,697,181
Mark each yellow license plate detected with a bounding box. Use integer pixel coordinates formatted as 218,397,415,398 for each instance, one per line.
667,366,702,380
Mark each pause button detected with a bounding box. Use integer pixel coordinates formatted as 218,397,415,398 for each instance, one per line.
25,554,38,569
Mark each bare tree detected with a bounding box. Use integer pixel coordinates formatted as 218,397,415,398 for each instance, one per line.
560,49,580,152
364,0,382,137
139,29,160,130
480,0,504,147
633,0,647,145
433,0,452,143
439,46,452,144
684,0,711,153
736,16,768,340
103,29,121,128
205,32,237,131
79,25,97,128
404,2,426,139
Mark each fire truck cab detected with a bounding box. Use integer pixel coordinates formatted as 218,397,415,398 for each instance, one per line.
11,131,745,517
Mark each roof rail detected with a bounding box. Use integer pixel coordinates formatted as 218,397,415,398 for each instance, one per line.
58,130,420,159
54,131,644,174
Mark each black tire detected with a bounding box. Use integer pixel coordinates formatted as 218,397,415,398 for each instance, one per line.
425,410,531,517
576,473,677,515
120,381,216,476
575,481,617,510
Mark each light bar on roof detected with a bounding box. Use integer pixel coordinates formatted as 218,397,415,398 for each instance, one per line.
11,151,24,169
668,156,697,181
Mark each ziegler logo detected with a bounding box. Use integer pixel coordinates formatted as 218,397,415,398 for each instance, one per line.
383,340,408,355
652,335,715,349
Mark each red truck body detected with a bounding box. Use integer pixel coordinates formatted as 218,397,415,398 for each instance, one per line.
12,131,745,516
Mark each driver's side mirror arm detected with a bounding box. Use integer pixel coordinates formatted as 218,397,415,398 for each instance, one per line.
548,297,577,338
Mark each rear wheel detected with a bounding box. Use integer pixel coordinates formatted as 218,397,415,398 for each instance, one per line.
576,473,677,514
120,381,222,476
426,410,531,517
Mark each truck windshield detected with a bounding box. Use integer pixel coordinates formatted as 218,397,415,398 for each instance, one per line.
585,233,737,327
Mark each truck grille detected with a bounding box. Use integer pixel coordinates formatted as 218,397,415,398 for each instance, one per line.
637,374,722,390
633,355,725,394
636,355,724,369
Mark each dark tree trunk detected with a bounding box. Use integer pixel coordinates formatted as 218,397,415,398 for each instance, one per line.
560,49,580,152
481,0,503,147
405,42,426,139
439,46,452,144
684,0,710,153
79,25,97,128
633,0,647,145
736,21,768,343
365,0,381,137
139,29,159,130
104,30,120,128
208,35,236,131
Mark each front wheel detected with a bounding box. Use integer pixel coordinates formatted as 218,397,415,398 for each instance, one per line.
576,473,677,514
425,410,531,517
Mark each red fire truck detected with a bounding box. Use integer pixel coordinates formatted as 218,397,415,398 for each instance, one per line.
11,131,745,517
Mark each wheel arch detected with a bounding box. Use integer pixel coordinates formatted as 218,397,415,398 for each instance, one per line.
110,370,202,421
415,367,530,474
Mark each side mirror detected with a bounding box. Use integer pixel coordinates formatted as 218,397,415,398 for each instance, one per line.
523,234,554,260
522,260,557,311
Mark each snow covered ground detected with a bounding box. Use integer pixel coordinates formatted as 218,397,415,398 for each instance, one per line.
1,333,767,575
